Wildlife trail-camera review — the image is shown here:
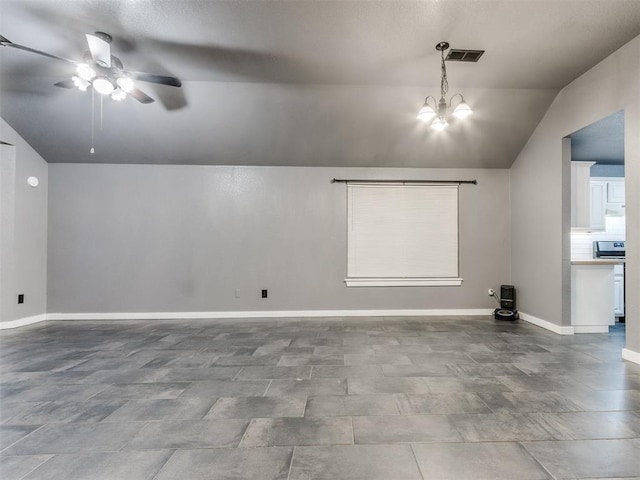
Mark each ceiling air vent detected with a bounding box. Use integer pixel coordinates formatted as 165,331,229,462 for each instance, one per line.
445,49,485,62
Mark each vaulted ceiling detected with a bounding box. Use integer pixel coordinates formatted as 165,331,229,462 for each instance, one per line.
1,0,639,168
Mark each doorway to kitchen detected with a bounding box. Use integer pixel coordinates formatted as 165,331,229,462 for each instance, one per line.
568,110,626,334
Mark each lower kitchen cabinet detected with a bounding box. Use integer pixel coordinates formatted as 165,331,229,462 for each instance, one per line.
614,264,625,317
571,262,615,333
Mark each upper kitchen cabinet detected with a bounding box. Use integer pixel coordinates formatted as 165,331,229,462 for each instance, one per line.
590,180,606,231
571,162,597,230
607,179,625,204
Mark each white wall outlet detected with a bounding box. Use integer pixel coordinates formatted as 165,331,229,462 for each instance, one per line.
488,288,495,296
235,289,241,298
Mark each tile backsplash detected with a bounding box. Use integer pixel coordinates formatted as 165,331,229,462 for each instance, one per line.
571,216,626,259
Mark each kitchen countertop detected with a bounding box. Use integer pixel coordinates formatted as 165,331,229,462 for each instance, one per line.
571,259,625,265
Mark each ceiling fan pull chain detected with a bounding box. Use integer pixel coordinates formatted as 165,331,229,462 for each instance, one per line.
90,88,95,154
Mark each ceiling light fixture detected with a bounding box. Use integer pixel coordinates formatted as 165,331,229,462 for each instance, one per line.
417,41,472,130
69,66,136,101
76,63,96,81
116,76,135,93
111,89,127,101
92,76,115,95
71,75,90,92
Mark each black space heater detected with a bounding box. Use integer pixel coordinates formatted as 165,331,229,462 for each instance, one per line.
494,284,519,321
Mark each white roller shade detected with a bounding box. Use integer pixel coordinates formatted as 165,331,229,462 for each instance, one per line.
346,183,462,287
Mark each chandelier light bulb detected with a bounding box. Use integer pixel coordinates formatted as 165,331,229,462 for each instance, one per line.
76,63,96,81
116,76,135,93
417,101,436,122
92,76,115,95
431,117,448,131
453,100,473,119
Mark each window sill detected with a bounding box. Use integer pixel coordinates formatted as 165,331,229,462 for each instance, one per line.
345,278,463,287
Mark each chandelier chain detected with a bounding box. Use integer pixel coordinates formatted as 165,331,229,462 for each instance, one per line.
440,48,448,99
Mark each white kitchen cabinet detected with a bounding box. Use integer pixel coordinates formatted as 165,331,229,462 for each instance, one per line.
571,162,595,230
607,180,625,203
590,181,606,231
614,264,625,317
571,262,615,333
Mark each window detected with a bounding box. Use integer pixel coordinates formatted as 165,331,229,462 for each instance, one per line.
346,183,462,287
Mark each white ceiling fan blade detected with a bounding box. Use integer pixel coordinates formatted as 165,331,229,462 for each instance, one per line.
86,33,111,67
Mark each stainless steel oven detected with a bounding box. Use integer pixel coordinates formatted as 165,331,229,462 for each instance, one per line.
594,241,625,321
593,241,625,259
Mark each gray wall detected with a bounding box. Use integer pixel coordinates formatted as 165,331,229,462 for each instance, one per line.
0,118,49,323
510,35,639,353
47,164,510,314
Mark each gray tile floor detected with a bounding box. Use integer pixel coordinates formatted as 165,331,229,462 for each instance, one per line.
1,317,640,479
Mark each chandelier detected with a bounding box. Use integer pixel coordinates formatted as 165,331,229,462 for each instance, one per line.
417,42,472,131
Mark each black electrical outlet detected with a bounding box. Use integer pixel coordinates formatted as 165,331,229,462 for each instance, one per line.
261,289,268,298
18,294,24,304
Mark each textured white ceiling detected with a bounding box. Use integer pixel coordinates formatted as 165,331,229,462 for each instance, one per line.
1,0,639,167
571,110,625,164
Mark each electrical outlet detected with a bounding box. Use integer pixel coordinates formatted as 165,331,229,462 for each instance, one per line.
261,289,268,298
235,289,241,298
18,294,24,304
488,288,495,296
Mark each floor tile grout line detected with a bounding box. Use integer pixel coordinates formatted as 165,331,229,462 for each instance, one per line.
263,379,273,397
409,443,427,480
149,448,178,480
350,415,355,445
237,418,253,447
14,453,56,480
286,445,297,480
0,423,47,454
232,367,244,381
518,441,559,480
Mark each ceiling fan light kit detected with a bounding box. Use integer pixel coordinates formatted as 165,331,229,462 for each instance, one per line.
116,76,135,93
417,41,473,131
71,75,90,91
92,76,115,95
111,89,127,101
76,63,96,81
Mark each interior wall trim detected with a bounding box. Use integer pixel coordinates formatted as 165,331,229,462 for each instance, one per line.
622,348,640,365
519,311,575,335
0,314,47,330
7,310,583,333
45,309,493,321
573,325,610,334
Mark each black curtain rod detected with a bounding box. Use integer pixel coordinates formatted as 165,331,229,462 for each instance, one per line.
331,178,477,185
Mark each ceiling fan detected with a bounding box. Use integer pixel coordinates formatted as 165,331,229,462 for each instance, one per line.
0,31,182,104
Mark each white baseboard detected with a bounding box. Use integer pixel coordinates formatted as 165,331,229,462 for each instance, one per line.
519,312,575,335
46,308,494,321
622,348,640,365
0,314,47,330
573,325,610,334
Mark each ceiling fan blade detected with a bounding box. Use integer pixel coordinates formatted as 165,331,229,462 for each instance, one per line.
54,79,76,89
1,34,76,64
128,87,155,104
86,33,111,67
126,70,182,87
